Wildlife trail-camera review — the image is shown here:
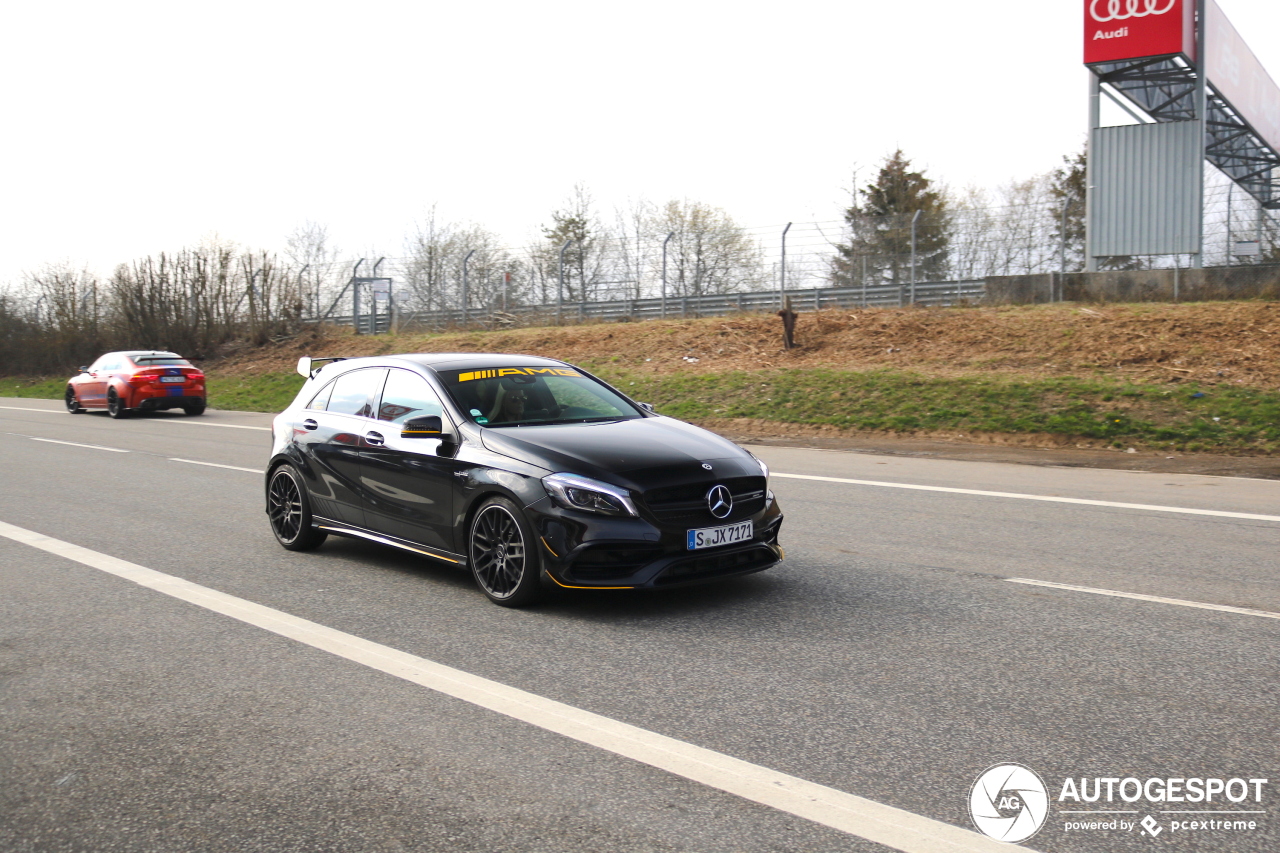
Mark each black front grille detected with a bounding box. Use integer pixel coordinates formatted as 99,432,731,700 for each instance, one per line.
570,544,664,581
655,545,777,585
643,476,766,526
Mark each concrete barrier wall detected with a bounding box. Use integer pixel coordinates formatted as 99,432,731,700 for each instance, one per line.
986,264,1280,304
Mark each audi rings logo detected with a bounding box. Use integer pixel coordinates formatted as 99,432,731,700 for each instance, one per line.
707,485,733,519
968,764,1050,843
1089,0,1175,23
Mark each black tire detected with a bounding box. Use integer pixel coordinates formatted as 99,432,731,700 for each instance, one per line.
184,400,206,416
65,387,85,414
267,465,328,551
106,387,128,419
468,497,543,607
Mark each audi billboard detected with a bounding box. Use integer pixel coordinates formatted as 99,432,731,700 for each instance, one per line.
1084,0,1195,66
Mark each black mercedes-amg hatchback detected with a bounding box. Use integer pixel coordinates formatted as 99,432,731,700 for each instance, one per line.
265,353,784,606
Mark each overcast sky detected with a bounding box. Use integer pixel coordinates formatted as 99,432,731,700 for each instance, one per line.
3,0,1279,286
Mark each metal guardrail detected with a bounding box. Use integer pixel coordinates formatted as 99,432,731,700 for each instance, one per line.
319,279,987,331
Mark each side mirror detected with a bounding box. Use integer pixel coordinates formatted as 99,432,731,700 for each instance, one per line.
637,401,656,414
401,415,444,439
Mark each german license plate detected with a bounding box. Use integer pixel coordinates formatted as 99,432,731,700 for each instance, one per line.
160,376,185,383
687,520,752,550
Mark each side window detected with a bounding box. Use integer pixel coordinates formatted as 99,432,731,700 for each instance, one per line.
378,370,445,425
306,380,335,411
326,369,386,418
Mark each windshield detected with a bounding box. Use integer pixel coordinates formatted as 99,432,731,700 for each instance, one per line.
438,366,642,427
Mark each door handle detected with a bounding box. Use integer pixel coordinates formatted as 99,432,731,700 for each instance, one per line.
303,418,318,431
364,430,385,447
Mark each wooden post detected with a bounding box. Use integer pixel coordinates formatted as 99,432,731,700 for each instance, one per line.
777,296,798,350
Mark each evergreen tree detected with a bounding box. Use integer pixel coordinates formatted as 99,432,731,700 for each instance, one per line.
1048,149,1087,272
832,150,949,291
538,184,606,303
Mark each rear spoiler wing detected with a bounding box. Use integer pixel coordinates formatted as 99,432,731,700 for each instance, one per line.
296,356,348,379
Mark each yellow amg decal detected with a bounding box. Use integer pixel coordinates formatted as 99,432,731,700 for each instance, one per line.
458,367,580,381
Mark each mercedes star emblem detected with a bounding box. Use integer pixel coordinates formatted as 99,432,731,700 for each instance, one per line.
707,485,733,519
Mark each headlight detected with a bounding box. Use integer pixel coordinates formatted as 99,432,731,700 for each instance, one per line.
747,451,769,481
542,473,638,517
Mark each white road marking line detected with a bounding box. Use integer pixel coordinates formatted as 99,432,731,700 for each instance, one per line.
170,458,264,474
773,473,1280,523
157,420,270,431
0,403,270,430
1006,578,1280,621
30,437,129,453
0,520,1035,853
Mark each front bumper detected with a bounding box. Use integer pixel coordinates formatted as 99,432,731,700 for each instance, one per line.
528,495,784,590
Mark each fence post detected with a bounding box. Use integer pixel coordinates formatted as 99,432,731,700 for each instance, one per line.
558,239,574,324
462,250,475,327
661,232,673,319
910,210,921,305
780,222,792,308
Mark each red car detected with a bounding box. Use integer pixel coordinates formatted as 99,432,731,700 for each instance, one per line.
66,351,206,418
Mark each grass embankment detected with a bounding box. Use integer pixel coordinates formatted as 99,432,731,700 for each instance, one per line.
608,368,1280,454
9,368,1275,455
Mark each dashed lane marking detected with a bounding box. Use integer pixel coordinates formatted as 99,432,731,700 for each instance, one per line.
1006,578,1280,621
170,458,263,474
30,437,129,453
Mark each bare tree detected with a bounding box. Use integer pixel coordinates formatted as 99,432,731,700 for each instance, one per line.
403,211,525,321
284,221,340,319
646,200,764,297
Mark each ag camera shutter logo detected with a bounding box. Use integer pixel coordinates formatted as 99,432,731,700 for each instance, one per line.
969,763,1050,843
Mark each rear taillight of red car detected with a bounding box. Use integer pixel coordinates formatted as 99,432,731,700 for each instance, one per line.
128,370,164,385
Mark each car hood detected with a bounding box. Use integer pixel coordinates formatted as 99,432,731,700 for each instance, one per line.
479,416,760,492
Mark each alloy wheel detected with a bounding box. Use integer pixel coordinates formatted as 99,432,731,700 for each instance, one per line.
470,504,528,599
268,469,304,543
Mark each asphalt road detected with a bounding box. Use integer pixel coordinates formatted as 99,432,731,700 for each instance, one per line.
2,398,1277,853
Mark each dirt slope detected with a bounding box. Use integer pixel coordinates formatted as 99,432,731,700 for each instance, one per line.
217,302,1280,390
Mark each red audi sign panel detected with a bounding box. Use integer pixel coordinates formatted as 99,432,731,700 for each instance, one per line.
1084,0,1194,65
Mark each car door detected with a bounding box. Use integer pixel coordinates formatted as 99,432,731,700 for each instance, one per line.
359,369,462,554
79,355,112,406
294,367,386,527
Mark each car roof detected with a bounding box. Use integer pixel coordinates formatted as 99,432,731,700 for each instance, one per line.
396,353,572,372
117,350,184,359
